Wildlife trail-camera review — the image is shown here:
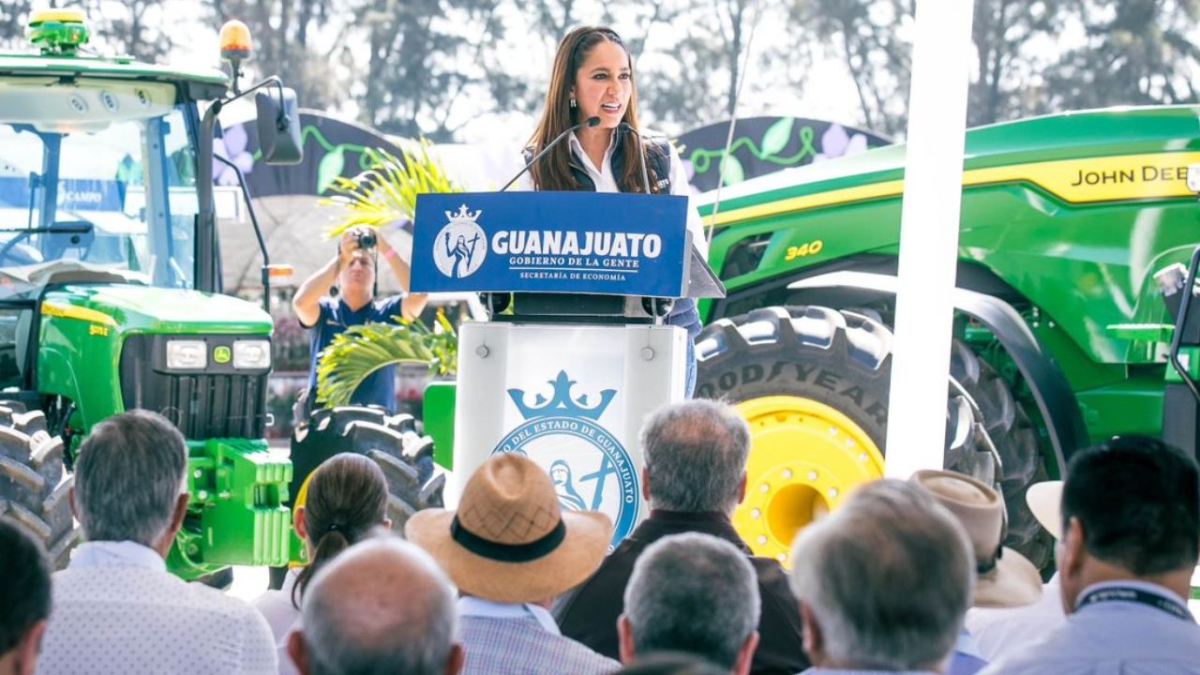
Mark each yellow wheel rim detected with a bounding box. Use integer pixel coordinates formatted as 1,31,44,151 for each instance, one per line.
732,395,885,567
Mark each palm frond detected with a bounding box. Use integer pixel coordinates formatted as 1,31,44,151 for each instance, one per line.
315,313,459,409
321,140,461,239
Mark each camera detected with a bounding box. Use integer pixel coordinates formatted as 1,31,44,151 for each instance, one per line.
353,230,377,250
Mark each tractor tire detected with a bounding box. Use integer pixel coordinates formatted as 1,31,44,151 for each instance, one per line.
694,306,1033,566
950,341,1054,570
289,406,444,533
0,401,79,568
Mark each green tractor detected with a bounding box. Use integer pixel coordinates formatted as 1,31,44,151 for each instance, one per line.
691,107,1200,568
0,10,309,577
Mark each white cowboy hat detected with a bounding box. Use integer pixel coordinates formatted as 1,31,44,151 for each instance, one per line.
1025,480,1064,541
912,470,1043,609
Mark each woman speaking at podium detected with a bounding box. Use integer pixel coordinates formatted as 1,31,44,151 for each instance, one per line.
525,25,707,396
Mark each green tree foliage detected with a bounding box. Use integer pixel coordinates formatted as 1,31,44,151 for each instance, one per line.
5,0,1198,143
0,0,33,49
1042,0,1200,111
969,0,1067,126
357,0,512,140
639,0,748,128
205,0,347,111
791,0,1200,135
789,0,913,136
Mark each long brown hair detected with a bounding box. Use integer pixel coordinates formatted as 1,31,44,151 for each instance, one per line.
529,26,661,194
292,453,388,608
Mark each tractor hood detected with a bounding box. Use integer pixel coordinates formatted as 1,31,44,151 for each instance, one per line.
699,104,1200,226
41,284,273,335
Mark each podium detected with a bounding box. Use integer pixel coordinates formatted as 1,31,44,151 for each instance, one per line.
412,192,723,549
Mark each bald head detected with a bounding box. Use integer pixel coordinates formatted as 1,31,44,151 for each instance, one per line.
290,536,462,675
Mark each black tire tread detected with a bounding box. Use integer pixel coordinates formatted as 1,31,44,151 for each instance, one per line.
0,402,80,568
697,307,1051,570
290,405,443,534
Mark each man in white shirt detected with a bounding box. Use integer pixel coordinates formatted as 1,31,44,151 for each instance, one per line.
965,481,1067,661
981,436,1200,674
37,410,276,675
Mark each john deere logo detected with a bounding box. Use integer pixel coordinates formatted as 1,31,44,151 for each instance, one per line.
213,346,231,364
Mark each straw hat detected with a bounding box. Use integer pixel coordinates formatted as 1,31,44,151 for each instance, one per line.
911,470,1042,609
405,453,613,604
1025,480,1063,540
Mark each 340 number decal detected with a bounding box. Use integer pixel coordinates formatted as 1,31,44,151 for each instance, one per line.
785,240,824,262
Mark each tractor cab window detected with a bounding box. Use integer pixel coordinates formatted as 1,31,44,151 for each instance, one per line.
0,79,199,302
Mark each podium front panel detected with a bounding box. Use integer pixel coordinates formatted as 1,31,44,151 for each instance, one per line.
449,322,687,549
411,192,688,297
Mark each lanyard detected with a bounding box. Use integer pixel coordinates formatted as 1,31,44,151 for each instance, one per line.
1078,586,1194,623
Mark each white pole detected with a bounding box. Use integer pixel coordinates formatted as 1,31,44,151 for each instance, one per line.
883,0,976,478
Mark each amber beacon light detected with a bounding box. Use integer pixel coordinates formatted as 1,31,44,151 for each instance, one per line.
219,20,252,60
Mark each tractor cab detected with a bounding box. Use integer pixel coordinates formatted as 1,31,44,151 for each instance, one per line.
0,10,302,576
0,78,201,388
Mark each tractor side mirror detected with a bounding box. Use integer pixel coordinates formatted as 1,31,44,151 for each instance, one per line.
256,87,302,166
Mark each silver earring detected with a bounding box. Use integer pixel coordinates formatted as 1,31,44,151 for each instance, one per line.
570,98,576,108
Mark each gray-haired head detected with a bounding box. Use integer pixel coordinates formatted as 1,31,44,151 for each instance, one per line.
641,400,750,513
789,479,973,671
300,535,458,675
73,410,187,547
623,532,760,668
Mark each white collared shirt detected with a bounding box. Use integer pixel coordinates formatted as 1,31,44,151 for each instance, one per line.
965,573,1067,662
980,579,1200,674
520,129,710,259
38,540,277,675
568,130,708,260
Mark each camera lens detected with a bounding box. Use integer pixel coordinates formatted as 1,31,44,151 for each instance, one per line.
357,232,377,249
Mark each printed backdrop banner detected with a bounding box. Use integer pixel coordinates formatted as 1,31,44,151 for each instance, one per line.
410,191,688,297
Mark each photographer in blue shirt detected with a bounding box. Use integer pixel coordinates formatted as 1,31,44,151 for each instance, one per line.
293,226,427,414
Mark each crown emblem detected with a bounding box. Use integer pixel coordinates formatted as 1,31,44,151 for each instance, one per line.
508,371,616,420
445,204,481,224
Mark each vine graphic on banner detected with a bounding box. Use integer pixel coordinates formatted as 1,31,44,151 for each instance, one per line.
679,117,890,191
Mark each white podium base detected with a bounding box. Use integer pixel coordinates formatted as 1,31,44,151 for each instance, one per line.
450,321,687,548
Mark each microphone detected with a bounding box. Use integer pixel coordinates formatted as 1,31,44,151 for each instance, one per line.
501,116,601,191
618,122,653,195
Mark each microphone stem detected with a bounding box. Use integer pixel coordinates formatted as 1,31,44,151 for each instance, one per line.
621,123,653,194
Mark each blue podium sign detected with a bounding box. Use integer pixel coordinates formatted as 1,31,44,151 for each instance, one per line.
410,192,688,297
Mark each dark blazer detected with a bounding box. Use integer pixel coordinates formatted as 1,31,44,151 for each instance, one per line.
554,510,810,674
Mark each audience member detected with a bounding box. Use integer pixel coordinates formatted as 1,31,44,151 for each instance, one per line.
406,453,618,674
0,521,51,675
618,532,760,674
981,436,1200,674
789,479,975,674
911,470,1044,674
254,453,390,672
558,400,809,674
37,410,276,674
615,652,728,675
287,536,463,675
965,480,1066,661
